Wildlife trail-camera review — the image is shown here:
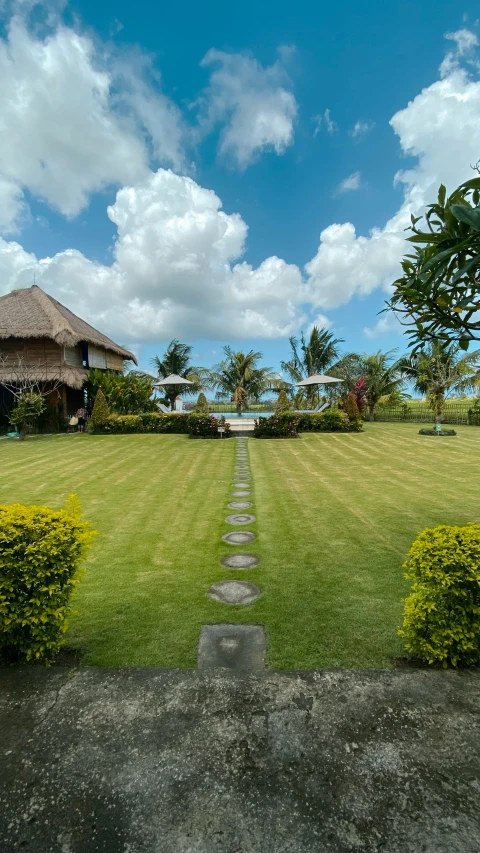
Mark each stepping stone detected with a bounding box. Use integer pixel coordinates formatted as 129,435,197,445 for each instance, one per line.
222,531,257,544
234,467,249,472
207,580,261,605
197,624,265,670
221,553,259,569
228,501,253,509
225,513,256,525
231,491,251,497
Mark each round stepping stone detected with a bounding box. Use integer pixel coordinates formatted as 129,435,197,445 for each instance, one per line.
207,580,260,605
228,501,253,509
222,531,256,544
234,477,251,482
225,513,256,525
221,553,259,569
234,467,249,471
231,491,251,498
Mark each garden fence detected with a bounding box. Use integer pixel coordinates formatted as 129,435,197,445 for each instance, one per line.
373,404,480,426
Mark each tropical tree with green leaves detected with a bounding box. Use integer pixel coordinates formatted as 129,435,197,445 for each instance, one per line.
387,175,480,349
360,350,406,421
86,368,156,414
281,327,344,407
150,339,204,410
206,347,282,414
399,342,480,423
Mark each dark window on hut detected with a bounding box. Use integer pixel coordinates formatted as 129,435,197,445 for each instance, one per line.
80,341,89,368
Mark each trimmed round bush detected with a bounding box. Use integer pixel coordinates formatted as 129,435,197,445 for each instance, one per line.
399,524,480,667
89,388,109,428
0,496,96,664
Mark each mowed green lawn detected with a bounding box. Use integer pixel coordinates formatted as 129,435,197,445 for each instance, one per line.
1,424,479,668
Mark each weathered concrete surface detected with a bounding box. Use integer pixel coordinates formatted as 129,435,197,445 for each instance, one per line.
1,667,479,853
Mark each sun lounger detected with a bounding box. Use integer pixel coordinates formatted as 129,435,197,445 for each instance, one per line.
295,401,329,415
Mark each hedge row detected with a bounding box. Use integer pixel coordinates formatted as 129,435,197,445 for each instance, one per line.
253,409,363,438
89,412,231,438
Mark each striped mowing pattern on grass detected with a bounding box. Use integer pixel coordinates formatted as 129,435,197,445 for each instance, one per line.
0,424,479,668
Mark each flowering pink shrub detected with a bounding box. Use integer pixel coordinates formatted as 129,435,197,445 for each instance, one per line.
187,414,231,438
254,414,299,438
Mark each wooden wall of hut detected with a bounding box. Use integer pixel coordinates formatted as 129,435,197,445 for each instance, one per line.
0,337,63,365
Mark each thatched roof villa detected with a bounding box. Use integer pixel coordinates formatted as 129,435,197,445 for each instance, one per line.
0,285,136,418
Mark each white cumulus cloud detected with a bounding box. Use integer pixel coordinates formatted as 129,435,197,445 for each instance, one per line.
304,33,480,312
313,108,338,137
350,120,375,140
335,171,362,194
1,25,480,347
0,169,307,342
198,48,297,168
0,14,185,232
363,313,402,339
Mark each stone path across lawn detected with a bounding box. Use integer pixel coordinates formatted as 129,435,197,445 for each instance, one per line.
198,437,262,670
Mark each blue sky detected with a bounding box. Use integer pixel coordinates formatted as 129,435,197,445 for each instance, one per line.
1,0,480,377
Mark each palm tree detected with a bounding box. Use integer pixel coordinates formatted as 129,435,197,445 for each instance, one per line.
281,327,344,407
399,342,480,423
361,350,406,422
150,339,204,410
206,347,282,414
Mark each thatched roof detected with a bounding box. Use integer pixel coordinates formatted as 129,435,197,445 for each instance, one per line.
0,364,88,391
0,285,137,363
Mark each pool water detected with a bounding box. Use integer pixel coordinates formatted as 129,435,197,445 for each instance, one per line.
210,412,273,419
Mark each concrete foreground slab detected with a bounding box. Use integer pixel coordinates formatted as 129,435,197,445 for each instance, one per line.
0,667,479,853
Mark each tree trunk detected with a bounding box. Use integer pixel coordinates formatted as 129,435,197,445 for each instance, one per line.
19,427,26,441
368,404,375,422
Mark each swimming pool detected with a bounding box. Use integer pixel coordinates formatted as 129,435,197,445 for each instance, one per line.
210,412,273,419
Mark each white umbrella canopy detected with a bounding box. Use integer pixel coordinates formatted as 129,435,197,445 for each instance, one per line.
154,374,194,387
294,373,344,386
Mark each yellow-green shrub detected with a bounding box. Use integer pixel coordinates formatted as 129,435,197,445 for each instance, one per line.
0,496,96,664
399,524,480,666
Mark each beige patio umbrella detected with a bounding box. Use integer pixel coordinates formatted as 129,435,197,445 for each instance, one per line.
294,374,344,386
153,374,194,411
293,374,344,413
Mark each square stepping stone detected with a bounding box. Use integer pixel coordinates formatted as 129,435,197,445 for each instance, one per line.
197,624,266,670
